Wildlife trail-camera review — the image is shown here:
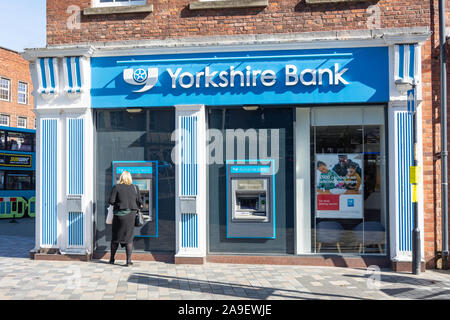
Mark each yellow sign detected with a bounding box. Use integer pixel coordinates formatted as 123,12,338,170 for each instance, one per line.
411,184,418,203
410,166,421,184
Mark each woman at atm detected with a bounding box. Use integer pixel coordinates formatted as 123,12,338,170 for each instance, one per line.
108,171,143,266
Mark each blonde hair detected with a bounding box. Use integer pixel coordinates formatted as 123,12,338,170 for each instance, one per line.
118,171,133,185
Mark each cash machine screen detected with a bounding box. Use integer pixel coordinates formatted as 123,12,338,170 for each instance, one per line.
133,179,152,221
232,178,268,222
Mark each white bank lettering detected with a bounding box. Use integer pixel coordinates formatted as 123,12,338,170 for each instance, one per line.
165,64,348,89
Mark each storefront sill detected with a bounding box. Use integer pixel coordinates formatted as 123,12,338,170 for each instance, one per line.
206,254,391,268
189,0,268,10
83,5,153,16
92,250,174,263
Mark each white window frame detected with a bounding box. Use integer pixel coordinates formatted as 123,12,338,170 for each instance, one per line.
17,117,27,129
18,81,28,105
0,114,10,127
93,0,146,7
0,77,11,102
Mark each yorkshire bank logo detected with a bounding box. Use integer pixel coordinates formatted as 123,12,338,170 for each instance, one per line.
124,68,159,93
123,64,349,93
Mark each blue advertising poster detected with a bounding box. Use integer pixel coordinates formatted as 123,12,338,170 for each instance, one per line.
91,47,389,108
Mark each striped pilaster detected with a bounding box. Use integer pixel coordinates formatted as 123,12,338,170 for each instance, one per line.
41,119,58,247
175,105,205,259
395,111,414,254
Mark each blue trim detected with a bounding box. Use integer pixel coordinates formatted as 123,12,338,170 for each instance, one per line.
0,125,36,134
398,45,405,79
67,57,73,90
39,59,47,90
75,57,82,89
48,58,55,90
409,44,415,80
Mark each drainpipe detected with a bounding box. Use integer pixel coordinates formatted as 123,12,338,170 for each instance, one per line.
439,0,449,270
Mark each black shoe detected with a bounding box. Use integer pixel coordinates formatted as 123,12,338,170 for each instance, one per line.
109,259,115,265
126,261,133,266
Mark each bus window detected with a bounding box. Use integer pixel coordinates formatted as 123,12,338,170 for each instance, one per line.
0,130,5,149
6,132,33,152
0,171,4,190
5,172,34,190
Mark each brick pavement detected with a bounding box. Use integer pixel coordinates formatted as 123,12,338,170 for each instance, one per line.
0,246,449,300
0,228,449,301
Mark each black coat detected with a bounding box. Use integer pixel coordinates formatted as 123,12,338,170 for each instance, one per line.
109,184,143,211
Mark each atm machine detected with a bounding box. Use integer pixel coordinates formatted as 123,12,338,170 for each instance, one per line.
112,161,158,237
226,160,275,239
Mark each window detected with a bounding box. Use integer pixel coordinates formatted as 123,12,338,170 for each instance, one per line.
309,107,387,255
6,131,34,152
94,0,146,7
18,82,28,105
0,115,10,126
17,117,27,129
0,171,35,190
0,78,10,102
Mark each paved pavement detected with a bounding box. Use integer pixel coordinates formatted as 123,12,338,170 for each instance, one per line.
0,218,449,300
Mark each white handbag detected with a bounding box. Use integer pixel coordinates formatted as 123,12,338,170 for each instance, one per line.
106,205,114,224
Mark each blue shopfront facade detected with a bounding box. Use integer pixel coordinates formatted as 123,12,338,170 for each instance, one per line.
25,35,428,267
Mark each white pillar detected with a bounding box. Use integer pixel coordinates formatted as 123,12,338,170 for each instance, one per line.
174,105,207,262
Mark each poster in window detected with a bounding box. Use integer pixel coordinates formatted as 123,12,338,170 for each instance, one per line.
315,153,363,219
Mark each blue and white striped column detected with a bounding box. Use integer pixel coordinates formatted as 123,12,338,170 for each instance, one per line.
66,118,85,249
40,118,59,247
391,43,425,264
175,105,206,261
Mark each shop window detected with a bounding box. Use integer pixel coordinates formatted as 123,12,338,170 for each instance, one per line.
94,0,146,7
208,106,294,255
0,115,10,127
18,82,28,105
309,107,387,255
95,109,176,253
0,78,10,102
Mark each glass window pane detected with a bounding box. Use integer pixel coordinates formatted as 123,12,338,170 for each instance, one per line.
5,172,33,190
208,107,294,254
310,107,386,255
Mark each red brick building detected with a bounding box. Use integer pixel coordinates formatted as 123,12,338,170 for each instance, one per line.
23,0,449,270
0,47,35,130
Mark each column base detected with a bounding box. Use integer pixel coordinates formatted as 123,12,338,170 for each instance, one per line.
391,260,426,272
174,256,205,265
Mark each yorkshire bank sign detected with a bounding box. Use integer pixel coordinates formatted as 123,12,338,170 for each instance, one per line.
123,64,349,93
91,47,389,108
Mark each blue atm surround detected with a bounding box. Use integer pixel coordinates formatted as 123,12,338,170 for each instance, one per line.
226,159,276,239
112,161,159,238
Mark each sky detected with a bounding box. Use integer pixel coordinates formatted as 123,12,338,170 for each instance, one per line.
0,0,46,53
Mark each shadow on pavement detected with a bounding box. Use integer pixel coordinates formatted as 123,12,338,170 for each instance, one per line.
127,272,369,300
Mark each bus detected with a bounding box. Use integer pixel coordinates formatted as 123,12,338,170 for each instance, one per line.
0,126,36,219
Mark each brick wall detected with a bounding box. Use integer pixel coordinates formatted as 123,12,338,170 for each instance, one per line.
47,0,432,45
44,0,448,268
0,48,35,130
